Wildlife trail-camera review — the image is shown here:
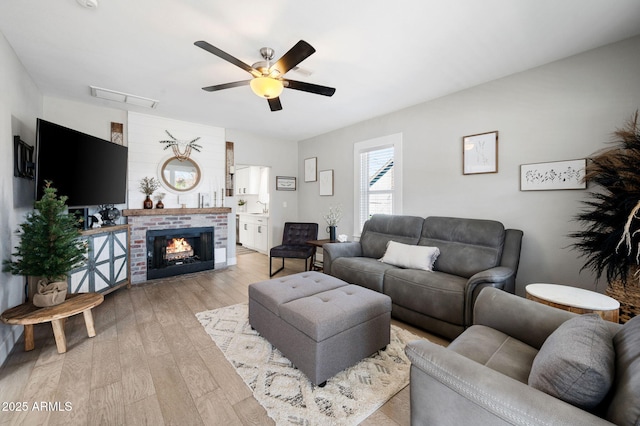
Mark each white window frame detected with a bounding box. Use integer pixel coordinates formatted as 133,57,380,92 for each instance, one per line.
353,133,403,239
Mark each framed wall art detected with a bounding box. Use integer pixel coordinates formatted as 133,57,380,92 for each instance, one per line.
319,169,334,196
304,157,317,182
276,176,296,191
520,159,586,191
111,122,124,145
463,131,498,175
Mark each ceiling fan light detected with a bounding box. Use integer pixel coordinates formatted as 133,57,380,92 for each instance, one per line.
250,77,283,99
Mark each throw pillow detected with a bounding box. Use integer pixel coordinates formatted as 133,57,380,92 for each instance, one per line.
379,241,440,271
528,314,615,410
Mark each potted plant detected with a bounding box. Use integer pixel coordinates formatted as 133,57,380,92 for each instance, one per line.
571,111,640,322
3,182,87,307
139,176,161,209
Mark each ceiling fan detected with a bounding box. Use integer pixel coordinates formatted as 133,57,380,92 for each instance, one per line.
195,40,336,112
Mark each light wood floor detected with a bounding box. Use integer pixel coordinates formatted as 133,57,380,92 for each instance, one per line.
0,251,448,425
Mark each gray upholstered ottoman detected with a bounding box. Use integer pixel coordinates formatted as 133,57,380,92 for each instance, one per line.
248,271,391,386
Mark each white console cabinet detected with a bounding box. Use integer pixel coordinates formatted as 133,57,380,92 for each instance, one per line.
68,224,130,294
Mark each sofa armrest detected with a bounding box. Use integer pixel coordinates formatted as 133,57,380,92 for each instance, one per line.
463,266,514,327
500,229,524,293
405,340,613,426
322,242,362,275
473,287,577,349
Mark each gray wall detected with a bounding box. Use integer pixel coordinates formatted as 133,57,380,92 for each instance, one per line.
227,128,299,251
298,35,640,295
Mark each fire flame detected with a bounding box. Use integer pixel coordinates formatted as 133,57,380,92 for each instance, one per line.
166,238,193,254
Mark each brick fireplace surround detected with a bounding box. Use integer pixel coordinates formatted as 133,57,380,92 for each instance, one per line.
123,207,232,284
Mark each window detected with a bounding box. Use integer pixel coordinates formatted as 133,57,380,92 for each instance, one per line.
354,133,402,235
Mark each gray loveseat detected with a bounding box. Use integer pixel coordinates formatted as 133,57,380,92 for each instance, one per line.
323,215,523,339
405,287,640,425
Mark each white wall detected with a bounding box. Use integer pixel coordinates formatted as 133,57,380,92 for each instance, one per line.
44,97,128,146
0,32,43,365
298,35,640,296
127,112,226,210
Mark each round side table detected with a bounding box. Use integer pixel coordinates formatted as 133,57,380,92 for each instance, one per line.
525,283,620,323
1,292,104,353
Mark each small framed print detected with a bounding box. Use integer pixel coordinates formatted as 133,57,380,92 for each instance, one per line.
463,131,498,175
319,169,334,196
111,122,124,145
304,157,317,182
520,159,587,191
276,176,296,191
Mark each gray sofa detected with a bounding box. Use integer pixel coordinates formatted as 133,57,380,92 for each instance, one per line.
405,287,640,425
323,214,523,339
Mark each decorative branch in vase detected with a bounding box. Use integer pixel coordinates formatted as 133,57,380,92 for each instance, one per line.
139,176,161,209
323,205,343,241
154,192,166,209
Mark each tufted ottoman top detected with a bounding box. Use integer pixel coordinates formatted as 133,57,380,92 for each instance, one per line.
249,271,348,316
249,271,391,342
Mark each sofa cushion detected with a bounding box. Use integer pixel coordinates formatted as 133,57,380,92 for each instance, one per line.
359,214,424,259
419,217,505,278
528,314,615,410
384,268,467,325
331,257,397,293
448,324,538,384
379,241,440,271
606,314,640,426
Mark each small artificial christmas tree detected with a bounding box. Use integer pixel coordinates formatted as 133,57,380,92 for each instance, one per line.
3,182,87,305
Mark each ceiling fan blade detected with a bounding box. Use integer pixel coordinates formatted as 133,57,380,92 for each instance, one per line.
195,41,260,77
283,79,336,97
202,80,251,92
268,97,283,112
269,40,315,77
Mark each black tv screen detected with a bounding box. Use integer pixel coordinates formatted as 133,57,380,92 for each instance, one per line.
36,119,128,207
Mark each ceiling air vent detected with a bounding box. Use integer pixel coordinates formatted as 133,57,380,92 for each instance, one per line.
90,86,159,109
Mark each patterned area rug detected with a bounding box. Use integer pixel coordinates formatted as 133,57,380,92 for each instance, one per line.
196,303,421,425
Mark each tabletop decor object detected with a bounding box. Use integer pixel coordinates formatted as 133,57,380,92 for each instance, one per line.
323,204,342,241
139,176,161,209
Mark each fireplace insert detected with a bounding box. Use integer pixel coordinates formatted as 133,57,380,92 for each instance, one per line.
146,226,214,280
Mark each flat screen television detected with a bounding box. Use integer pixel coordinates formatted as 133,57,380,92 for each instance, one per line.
35,118,128,207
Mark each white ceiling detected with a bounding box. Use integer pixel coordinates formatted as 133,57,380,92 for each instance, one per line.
1,0,640,142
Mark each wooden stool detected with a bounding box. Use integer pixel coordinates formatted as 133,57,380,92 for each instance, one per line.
1,292,104,354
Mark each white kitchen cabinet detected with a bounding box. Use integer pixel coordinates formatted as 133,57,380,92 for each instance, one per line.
236,166,261,195
254,219,268,252
239,219,255,248
238,214,268,253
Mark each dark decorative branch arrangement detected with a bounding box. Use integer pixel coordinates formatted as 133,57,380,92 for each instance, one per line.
571,111,640,287
159,130,202,161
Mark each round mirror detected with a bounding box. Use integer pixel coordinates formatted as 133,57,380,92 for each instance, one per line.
160,157,201,192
